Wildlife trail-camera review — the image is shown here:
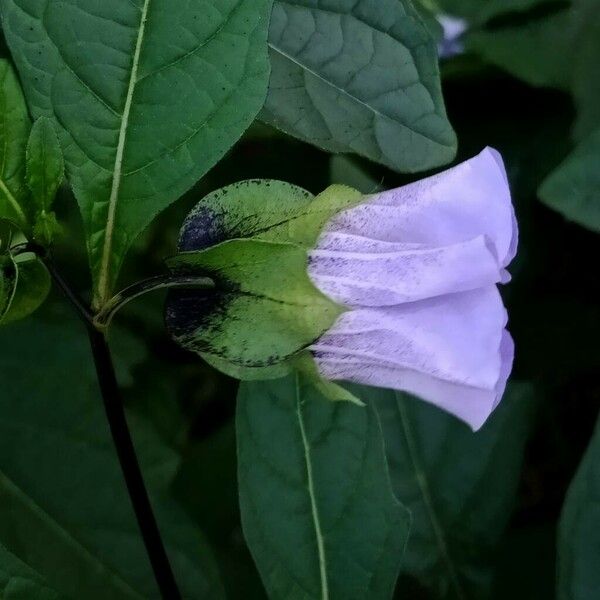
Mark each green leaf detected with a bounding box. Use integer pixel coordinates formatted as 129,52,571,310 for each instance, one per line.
262,0,457,173
329,155,381,194
237,374,410,599
0,253,51,325
0,252,17,320
539,128,600,233
26,117,64,213
569,0,600,140
0,305,225,599
176,179,361,252
558,414,600,600
1,0,274,305
166,239,342,370
33,209,63,248
371,383,536,599
0,542,65,599
0,59,30,230
466,7,572,91
0,220,13,253
25,117,64,246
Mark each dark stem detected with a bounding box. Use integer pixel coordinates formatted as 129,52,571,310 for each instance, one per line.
12,242,95,326
18,243,182,599
88,328,182,600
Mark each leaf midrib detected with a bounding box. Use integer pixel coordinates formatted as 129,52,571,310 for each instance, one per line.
395,395,467,600
96,0,150,306
295,373,330,600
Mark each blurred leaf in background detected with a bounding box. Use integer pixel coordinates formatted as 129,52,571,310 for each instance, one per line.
371,384,537,599
0,542,65,599
569,0,600,140
0,302,224,599
466,6,572,91
539,127,600,233
558,415,600,600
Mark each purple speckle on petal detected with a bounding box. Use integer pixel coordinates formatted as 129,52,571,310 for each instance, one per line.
309,148,517,430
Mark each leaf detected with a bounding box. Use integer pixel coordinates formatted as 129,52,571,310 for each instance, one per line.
569,0,600,140
237,374,410,599
166,239,342,369
558,414,600,600
26,117,64,213
538,128,600,233
0,220,13,253
176,179,361,252
261,0,457,173
370,383,536,599
1,0,274,305
26,117,64,245
0,253,51,325
0,252,17,320
0,305,225,599
466,8,573,91
173,421,269,600
0,542,65,599
0,59,30,230
329,155,382,194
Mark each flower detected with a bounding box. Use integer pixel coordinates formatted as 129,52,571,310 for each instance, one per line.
437,14,468,59
307,148,517,430
166,148,516,429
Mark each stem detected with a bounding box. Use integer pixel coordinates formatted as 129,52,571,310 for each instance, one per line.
88,328,182,600
17,243,183,599
95,274,214,329
12,242,94,326
44,258,95,327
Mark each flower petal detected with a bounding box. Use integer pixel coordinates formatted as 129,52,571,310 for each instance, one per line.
311,286,513,429
324,147,516,268
309,233,502,306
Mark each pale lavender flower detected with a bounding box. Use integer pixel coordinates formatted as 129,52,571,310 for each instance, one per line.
308,148,517,430
437,14,468,59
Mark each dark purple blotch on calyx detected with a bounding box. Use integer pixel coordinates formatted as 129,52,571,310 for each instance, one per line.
178,204,225,252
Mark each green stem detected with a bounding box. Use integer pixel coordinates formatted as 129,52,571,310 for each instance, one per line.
94,274,214,329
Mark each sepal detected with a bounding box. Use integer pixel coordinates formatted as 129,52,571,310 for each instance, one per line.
165,239,343,370
293,352,365,407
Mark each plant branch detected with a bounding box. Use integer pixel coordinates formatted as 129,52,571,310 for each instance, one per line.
94,274,214,329
12,242,94,326
12,241,184,599
88,328,182,600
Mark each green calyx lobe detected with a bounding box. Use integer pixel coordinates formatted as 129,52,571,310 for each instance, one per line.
166,180,363,378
